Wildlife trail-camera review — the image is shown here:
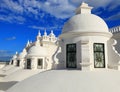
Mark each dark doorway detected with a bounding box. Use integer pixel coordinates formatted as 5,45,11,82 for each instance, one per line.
27,59,31,69
16,60,20,66
11,60,13,65
66,44,77,68
37,59,43,69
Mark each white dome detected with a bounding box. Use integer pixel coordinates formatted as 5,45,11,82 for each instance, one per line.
6,70,120,92
27,45,48,57
12,55,17,59
18,49,27,59
62,14,109,33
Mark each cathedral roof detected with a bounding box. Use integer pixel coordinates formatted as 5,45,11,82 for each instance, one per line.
6,70,120,92
62,2,109,34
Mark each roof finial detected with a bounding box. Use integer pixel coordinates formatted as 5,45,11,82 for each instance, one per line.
26,40,30,47
38,30,41,37
23,48,26,52
82,1,85,4
51,30,53,34
76,2,93,14
16,51,18,55
44,29,47,36
30,40,32,44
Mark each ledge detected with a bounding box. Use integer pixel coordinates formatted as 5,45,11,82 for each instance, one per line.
79,63,92,66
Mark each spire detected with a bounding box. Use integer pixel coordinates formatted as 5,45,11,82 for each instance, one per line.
49,30,55,37
26,40,30,47
16,51,18,55
51,30,54,35
76,2,93,14
23,48,26,53
44,29,47,36
30,40,32,44
38,30,41,37
36,30,41,41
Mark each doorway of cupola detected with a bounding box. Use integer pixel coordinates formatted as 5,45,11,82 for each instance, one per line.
37,59,43,69
66,44,77,68
17,60,20,66
27,59,31,69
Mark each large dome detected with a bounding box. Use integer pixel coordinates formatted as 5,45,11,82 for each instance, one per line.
27,45,48,57
62,14,109,34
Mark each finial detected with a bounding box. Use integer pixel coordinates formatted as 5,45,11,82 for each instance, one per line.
30,40,32,44
51,30,53,34
82,1,85,4
44,29,47,36
27,40,30,44
38,30,41,37
26,40,30,47
50,30,55,36
76,2,93,14
16,51,18,54
23,48,26,52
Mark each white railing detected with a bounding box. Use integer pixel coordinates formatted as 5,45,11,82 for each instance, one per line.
109,26,120,33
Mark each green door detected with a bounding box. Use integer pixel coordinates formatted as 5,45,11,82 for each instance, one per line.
66,44,77,68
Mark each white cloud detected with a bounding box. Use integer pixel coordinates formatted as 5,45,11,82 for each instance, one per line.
29,25,62,30
0,15,25,24
105,12,120,21
2,0,23,14
0,0,120,22
5,36,16,41
0,50,13,57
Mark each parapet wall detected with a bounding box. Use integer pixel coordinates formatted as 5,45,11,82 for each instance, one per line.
109,26,120,34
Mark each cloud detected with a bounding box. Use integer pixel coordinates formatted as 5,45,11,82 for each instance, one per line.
0,50,13,57
29,25,62,30
0,50,13,61
0,0,120,22
0,14,25,24
5,36,16,41
105,13,120,21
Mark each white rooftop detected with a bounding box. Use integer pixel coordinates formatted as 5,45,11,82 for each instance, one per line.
6,70,120,92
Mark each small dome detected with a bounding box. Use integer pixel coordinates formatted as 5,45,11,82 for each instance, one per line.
18,49,27,59
12,55,17,59
62,14,109,33
12,52,18,59
27,45,48,57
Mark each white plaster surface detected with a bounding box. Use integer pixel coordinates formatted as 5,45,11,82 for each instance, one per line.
0,65,44,92
6,70,120,92
62,14,109,33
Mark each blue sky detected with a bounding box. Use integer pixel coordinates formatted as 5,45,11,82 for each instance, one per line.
0,0,120,61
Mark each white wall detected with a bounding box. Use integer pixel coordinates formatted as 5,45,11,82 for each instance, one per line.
59,33,112,70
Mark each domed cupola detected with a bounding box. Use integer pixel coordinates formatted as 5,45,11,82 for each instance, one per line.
27,40,48,57
12,52,18,60
18,48,27,59
61,2,111,37
49,30,55,37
